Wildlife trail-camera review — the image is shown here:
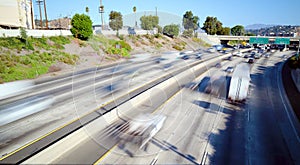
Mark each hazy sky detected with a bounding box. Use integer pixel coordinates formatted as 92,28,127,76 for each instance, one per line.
33,0,300,27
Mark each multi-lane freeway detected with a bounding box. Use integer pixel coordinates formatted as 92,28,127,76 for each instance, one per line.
1,48,300,164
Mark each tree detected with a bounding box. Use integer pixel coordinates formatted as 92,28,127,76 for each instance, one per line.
163,24,179,38
245,32,256,36
182,11,199,33
202,16,223,35
231,25,245,36
218,27,231,35
157,25,162,33
109,11,123,34
70,13,93,40
140,15,159,30
133,6,137,27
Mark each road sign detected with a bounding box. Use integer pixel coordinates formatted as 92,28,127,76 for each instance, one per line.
249,37,269,44
275,38,290,45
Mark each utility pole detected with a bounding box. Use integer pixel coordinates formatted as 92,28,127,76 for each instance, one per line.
30,0,34,29
43,0,48,29
99,0,104,30
36,0,43,29
297,39,300,60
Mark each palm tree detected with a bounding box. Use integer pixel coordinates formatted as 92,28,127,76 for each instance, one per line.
85,6,89,15
133,6,137,27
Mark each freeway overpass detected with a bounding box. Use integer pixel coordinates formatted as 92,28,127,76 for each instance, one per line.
216,35,300,45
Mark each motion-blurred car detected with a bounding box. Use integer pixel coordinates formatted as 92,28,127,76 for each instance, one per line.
225,67,234,73
248,58,254,64
113,114,166,149
264,54,270,58
153,57,166,63
244,54,249,58
258,49,264,53
282,55,287,59
236,51,243,57
195,53,202,59
215,63,222,68
227,56,233,61
208,47,216,53
181,55,189,60
254,53,261,59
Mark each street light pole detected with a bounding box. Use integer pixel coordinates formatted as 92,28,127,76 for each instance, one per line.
36,0,43,29
30,0,34,29
43,0,48,29
99,0,104,30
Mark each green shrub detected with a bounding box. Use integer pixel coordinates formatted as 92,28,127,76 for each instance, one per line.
70,14,93,40
163,24,179,38
173,44,184,51
31,36,50,50
155,42,162,49
154,33,162,39
19,27,28,42
144,34,154,40
49,36,71,45
157,25,163,34
182,29,193,38
105,47,130,58
288,55,300,69
0,37,23,50
114,40,132,51
120,48,130,58
118,34,125,40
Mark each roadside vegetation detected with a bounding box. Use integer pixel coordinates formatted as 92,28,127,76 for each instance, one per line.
0,10,214,83
288,55,300,69
0,51,78,83
0,29,78,83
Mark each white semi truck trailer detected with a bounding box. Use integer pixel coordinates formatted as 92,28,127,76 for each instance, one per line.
228,63,251,103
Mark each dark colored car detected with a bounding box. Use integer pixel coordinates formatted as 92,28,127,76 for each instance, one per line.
154,57,166,63
128,27,136,35
181,55,189,60
258,49,264,53
215,63,221,68
195,53,202,59
248,58,254,64
227,56,233,61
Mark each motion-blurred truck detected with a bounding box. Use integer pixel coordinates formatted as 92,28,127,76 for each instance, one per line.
228,63,251,103
114,114,166,149
205,75,227,98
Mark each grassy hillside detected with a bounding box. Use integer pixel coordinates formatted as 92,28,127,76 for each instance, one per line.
0,33,210,83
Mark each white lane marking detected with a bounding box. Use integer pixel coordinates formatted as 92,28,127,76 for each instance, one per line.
150,155,159,165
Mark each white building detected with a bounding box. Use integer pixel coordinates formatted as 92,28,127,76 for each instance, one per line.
0,0,34,29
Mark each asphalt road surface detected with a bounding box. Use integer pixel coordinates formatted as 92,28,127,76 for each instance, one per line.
79,51,299,165
0,51,220,159
8,50,300,164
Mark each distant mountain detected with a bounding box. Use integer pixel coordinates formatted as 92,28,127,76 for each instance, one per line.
245,24,276,30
